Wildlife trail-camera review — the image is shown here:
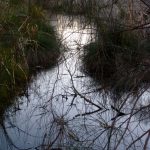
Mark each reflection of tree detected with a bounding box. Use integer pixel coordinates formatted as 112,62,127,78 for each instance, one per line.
0,1,150,150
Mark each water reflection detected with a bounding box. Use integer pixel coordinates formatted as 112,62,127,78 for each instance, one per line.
0,15,150,150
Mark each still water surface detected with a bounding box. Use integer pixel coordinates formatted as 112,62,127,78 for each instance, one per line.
0,15,150,150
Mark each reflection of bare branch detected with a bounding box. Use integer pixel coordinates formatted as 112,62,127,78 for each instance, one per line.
73,87,103,110
1,4,150,149
0,123,32,150
64,57,103,110
127,129,150,150
47,128,62,149
74,108,101,118
144,131,150,150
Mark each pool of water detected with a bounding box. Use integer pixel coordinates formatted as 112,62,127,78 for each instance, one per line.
0,14,150,150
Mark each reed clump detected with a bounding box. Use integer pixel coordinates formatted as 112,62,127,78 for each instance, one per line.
0,0,60,113
83,21,150,95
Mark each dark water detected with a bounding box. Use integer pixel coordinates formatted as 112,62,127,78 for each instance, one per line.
0,14,150,150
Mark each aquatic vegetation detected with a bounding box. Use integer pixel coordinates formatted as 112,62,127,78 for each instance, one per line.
83,21,150,95
0,0,60,113
0,1,150,150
